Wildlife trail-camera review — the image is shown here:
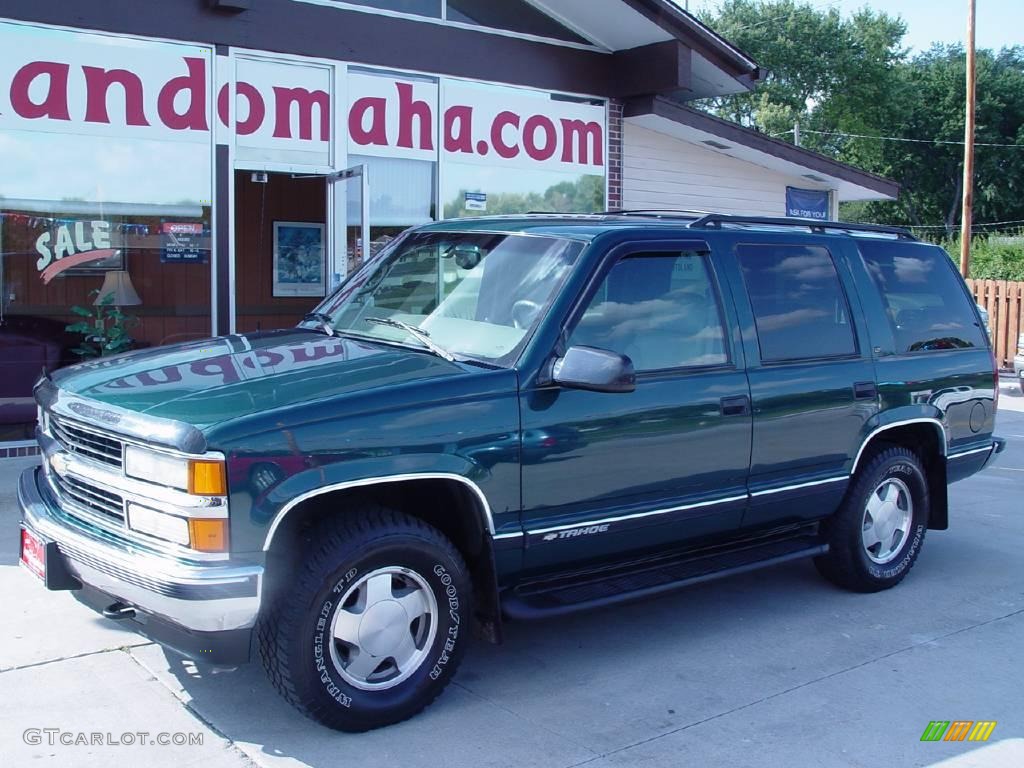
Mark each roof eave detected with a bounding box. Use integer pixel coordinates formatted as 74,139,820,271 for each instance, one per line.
625,96,900,200
618,0,763,86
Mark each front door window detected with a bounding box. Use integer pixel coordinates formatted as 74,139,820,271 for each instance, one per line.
567,252,730,371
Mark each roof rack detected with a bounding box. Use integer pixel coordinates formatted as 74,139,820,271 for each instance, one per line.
523,211,605,217
601,209,709,218
686,214,917,240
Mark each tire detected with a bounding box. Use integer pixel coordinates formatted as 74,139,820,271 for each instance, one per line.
815,446,929,593
258,506,473,731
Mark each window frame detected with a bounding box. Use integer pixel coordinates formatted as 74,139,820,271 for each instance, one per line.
291,0,606,52
558,241,735,377
735,241,861,366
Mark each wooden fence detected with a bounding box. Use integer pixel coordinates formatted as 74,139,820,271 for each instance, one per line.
966,279,1024,368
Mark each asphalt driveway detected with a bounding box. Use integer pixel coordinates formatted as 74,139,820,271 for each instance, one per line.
2,379,1022,768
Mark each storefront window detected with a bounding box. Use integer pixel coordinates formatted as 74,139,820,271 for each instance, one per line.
443,164,604,218
439,80,606,219
447,0,590,44
0,23,213,439
338,0,442,18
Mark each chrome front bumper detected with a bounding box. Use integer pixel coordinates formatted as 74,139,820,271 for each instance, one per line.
18,467,263,634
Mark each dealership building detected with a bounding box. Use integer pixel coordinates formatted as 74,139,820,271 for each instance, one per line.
0,0,897,446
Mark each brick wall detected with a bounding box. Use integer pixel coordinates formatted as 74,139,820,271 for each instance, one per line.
607,99,624,211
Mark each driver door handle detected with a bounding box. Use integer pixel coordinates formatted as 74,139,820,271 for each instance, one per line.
720,395,751,417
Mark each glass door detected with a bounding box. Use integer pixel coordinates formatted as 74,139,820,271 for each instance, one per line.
329,164,370,290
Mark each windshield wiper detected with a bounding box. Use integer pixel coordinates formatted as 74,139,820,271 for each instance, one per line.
364,317,456,362
302,312,335,337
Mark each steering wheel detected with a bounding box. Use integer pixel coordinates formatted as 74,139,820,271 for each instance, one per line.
511,299,542,330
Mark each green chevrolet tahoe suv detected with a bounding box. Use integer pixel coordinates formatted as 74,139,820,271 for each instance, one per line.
18,213,1006,731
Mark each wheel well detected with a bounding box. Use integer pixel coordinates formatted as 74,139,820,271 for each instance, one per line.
264,479,503,640
857,422,949,530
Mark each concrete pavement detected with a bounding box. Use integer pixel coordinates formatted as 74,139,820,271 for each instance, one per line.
1,408,1022,767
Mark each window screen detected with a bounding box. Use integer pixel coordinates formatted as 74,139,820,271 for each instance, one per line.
737,244,857,362
567,252,729,371
857,241,986,353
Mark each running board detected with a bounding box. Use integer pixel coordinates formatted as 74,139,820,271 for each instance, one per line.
502,534,828,620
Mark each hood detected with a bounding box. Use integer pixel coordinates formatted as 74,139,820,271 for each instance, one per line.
50,330,477,428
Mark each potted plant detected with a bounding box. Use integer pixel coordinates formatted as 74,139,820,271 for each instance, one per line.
66,289,138,357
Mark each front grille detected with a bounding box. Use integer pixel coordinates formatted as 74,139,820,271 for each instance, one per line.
50,470,126,526
49,415,124,469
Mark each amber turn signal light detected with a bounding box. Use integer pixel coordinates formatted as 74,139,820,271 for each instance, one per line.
188,460,227,496
188,518,229,553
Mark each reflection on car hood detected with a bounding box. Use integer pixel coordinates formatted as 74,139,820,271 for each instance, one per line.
50,330,473,428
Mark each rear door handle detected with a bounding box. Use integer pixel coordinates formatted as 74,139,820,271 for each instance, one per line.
853,381,878,400
720,395,751,417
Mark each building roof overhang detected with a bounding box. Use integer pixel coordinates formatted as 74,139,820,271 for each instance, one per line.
624,96,899,201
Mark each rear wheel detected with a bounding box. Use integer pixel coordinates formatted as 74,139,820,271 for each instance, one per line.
258,506,472,731
815,446,929,592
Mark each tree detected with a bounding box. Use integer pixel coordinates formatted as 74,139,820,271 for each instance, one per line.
858,46,1024,232
443,174,604,218
697,1,1024,235
696,0,906,164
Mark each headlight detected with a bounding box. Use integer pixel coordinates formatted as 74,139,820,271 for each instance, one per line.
124,445,226,496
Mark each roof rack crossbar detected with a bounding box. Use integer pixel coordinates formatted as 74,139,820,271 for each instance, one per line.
686,214,917,240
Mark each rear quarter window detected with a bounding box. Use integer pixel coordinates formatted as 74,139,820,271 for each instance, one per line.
856,241,986,353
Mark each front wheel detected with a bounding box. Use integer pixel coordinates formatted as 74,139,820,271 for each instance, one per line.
815,446,930,592
258,507,473,731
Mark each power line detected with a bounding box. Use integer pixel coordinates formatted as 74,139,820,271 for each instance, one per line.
876,218,1024,230
777,127,1023,148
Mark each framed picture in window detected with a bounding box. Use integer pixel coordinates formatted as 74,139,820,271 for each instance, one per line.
273,221,326,297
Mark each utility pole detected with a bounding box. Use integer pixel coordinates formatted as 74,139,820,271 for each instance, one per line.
960,0,977,277
793,120,801,147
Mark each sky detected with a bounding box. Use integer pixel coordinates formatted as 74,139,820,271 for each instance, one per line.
682,0,1023,53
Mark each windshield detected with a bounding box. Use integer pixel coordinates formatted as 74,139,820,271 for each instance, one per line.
307,231,583,364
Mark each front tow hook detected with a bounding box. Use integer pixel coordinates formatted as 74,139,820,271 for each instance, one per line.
102,602,137,620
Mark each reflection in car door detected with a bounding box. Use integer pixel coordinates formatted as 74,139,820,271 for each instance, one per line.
723,237,879,530
518,242,752,573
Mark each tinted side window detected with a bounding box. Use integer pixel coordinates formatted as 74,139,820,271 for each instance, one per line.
857,241,986,353
567,252,729,371
737,244,857,362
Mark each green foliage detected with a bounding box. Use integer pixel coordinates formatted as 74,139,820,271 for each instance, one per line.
857,45,1024,231
698,1,1024,235
936,231,1024,281
444,174,604,219
695,0,906,157
65,290,138,358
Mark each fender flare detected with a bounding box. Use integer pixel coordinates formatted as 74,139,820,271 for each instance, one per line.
850,417,947,476
262,471,496,552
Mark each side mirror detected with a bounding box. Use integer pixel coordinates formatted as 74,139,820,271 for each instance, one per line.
552,346,636,393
